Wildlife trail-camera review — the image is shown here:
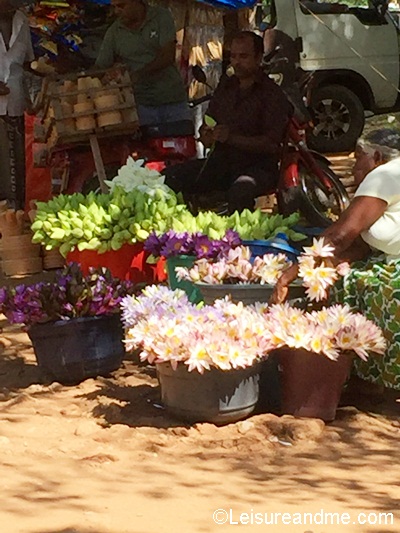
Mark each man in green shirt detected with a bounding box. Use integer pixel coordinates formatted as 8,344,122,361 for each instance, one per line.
96,0,190,126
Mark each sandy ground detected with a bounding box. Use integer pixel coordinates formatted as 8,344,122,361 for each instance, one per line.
0,316,399,533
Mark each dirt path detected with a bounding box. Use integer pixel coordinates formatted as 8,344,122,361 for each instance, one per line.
0,317,399,533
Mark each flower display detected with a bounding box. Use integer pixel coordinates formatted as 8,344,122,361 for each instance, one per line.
0,263,136,326
32,177,304,256
175,245,291,285
172,236,352,302
144,229,242,260
121,284,191,327
297,237,350,302
122,286,275,373
121,286,386,372
267,303,386,361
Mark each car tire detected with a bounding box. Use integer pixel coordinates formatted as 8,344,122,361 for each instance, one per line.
307,84,365,153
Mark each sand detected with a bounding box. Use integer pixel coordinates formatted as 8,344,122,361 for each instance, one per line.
0,317,399,533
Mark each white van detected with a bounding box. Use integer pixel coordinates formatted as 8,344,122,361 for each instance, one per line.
262,0,400,152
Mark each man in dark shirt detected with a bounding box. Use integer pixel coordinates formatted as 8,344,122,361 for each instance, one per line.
164,31,291,213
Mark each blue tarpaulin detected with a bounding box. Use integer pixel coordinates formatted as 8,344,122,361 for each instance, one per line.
195,0,257,9
83,0,257,5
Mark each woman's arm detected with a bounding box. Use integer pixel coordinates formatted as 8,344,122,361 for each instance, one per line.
322,196,387,258
270,195,387,304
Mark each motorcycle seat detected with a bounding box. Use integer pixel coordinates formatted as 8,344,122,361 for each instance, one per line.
141,120,195,139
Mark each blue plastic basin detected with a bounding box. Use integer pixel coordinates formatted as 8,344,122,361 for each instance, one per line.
242,240,299,262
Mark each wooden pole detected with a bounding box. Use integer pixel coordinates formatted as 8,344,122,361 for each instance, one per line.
89,134,108,193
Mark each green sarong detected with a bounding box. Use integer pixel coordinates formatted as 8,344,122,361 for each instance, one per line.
336,257,400,390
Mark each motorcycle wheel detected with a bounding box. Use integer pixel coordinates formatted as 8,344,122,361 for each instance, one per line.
296,161,350,227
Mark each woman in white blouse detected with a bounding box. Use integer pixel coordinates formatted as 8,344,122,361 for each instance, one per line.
272,127,400,303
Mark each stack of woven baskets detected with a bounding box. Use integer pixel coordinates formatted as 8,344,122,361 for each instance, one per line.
0,204,42,276
0,201,66,277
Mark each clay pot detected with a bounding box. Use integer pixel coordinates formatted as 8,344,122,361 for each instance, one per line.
278,348,353,422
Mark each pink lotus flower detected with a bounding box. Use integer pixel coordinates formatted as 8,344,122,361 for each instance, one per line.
177,246,290,285
298,238,347,302
121,287,386,372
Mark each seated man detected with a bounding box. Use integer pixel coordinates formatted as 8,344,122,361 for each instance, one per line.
95,0,190,126
164,31,292,214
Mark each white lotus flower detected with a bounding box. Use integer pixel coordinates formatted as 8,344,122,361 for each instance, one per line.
303,237,335,258
104,156,166,193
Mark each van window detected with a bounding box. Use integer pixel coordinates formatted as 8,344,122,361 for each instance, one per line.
299,0,388,25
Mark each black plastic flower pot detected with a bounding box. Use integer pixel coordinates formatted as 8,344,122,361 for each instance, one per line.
257,352,282,415
156,361,263,425
28,314,125,385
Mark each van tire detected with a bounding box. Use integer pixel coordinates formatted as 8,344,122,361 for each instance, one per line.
307,84,365,153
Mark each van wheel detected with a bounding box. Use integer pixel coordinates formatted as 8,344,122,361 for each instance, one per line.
307,84,365,153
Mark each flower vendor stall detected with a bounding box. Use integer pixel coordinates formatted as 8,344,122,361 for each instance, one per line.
108,240,381,425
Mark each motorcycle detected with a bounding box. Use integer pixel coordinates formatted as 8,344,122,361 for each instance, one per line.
188,50,350,226
268,49,350,227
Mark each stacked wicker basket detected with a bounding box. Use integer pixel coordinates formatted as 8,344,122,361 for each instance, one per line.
0,205,43,276
0,204,65,277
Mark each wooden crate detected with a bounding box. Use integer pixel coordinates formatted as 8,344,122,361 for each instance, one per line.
35,66,139,148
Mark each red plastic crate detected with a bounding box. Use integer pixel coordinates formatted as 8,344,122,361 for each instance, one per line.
66,242,166,284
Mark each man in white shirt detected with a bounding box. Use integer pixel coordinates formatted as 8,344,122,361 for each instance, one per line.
0,0,34,209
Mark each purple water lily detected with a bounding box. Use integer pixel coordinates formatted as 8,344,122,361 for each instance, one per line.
0,263,137,327
144,230,242,260
222,228,242,248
